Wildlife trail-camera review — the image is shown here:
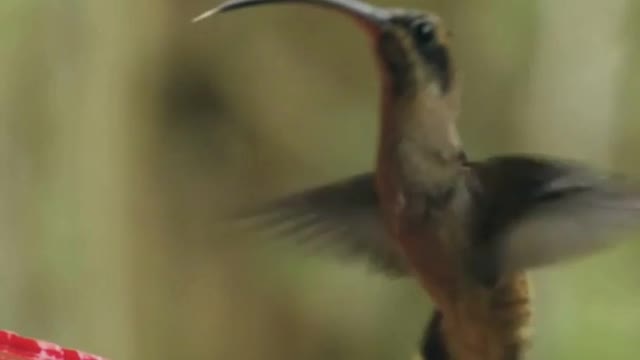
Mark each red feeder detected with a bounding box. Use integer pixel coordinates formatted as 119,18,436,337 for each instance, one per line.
0,330,107,360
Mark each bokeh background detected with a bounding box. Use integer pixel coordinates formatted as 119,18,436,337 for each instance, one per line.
1,0,640,359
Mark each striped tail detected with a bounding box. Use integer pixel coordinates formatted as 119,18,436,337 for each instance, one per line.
418,273,533,360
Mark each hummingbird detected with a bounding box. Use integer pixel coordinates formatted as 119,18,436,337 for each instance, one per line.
194,1,640,359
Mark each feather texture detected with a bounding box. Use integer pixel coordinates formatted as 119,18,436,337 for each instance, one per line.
469,156,640,284
239,173,409,275
240,157,640,285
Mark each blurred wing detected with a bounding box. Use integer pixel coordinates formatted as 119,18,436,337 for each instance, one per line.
501,180,640,272
240,173,409,275
471,156,640,281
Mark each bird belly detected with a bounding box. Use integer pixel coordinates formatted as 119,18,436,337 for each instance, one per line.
396,223,458,310
396,223,533,360
375,160,532,359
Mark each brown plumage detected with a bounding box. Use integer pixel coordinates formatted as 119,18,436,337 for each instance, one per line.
195,1,640,359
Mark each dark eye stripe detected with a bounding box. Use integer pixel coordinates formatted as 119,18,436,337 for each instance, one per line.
419,45,451,93
412,19,437,46
404,17,452,94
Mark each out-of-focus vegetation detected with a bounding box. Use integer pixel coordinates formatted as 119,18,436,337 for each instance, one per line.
1,0,640,359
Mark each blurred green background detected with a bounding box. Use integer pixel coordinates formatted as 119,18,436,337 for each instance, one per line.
1,0,640,359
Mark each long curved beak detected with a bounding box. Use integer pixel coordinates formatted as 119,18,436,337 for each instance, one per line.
193,0,391,35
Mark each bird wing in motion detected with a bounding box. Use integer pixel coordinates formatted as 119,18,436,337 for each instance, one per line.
470,155,640,284
240,157,640,283
240,173,409,275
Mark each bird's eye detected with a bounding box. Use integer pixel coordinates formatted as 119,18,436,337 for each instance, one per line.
413,20,436,46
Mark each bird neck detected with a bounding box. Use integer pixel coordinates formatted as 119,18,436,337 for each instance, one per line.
376,79,464,205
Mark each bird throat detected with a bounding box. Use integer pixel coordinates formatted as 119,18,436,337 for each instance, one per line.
376,77,463,201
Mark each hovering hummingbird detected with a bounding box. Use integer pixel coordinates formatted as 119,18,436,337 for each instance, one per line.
194,1,640,359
